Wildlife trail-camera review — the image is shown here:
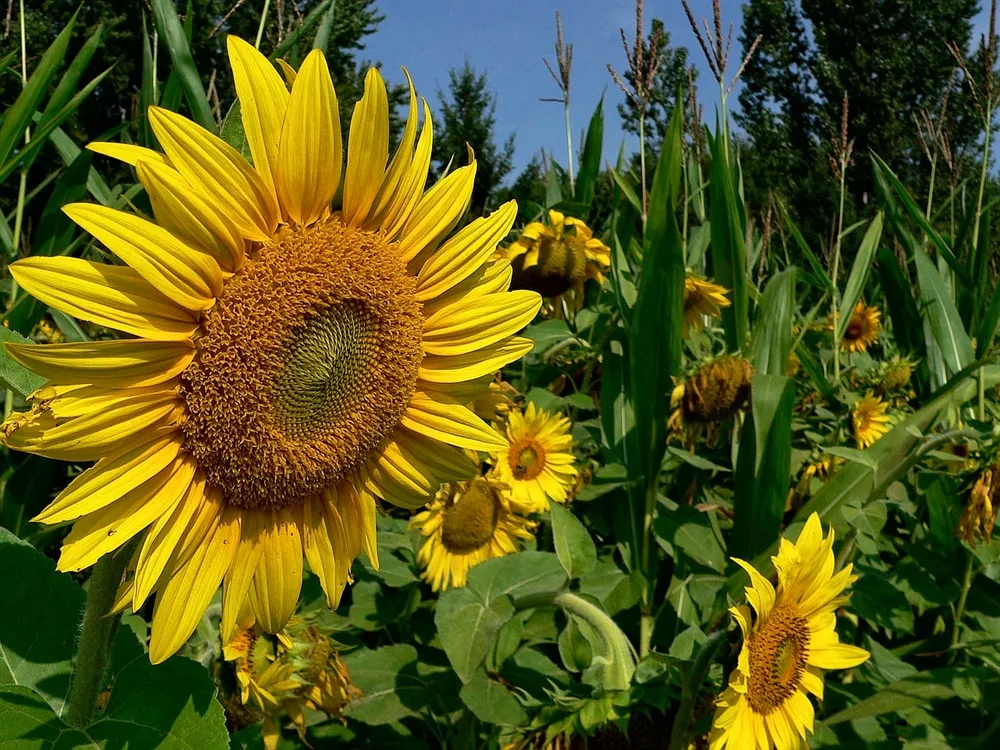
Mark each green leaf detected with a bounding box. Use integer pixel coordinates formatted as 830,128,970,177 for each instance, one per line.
837,213,884,340
312,0,338,51
599,328,636,466
852,572,914,632
32,149,93,257
748,267,797,376
0,10,77,168
435,552,567,682
610,168,642,216
545,157,565,207
731,375,795,560
574,97,604,206
876,246,926,366
655,506,726,573
779,202,833,294
550,503,597,578
219,101,250,160
708,124,749,351
914,246,973,376
0,328,47,397
824,669,972,725
459,669,528,725
524,319,572,351
629,104,685,485
150,0,216,131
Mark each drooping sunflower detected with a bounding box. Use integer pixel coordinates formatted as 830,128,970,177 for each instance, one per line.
501,209,610,302
708,513,870,750
222,615,358,749
410,478,535,591
839,302,881,352
959,464,1000,544
0,39,540,662
852,393,891,449
683,271,731,337
669,356,753,446
490,402,578,513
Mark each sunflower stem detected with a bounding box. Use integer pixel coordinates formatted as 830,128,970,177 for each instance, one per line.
950,550,976,663
65,547,130,728
667,628,728,750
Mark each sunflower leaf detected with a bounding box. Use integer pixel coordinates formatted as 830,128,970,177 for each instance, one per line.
550,503,597,578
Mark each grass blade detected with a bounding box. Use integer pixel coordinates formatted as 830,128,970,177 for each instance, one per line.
574,97,604,206
837,212,884,340
151,0,216,131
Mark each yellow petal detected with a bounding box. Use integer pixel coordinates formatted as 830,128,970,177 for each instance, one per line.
420,260,512,316
148,105,277,240
276,58,297,87
415,201,517,301
9,257,197,341
401,391,505,451
221,510,266,642
807,640,870,670
275,49,341,226
303,494,351,609
248,508,303,633
63,203,222,308
149,506,239,664
364,70,420,230
732,557,776,619
342,68,390,227
33,436,183,524
136,159,245,273
377,99,433,240
87,141,170,167
423,291,541,356
418,336,534,384
227,36,289,203
397,161,476,263
4,339,195,388
57,455,195,572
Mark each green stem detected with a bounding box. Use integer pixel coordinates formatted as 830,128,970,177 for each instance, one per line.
564,97,575,194
831,155,848,386
638,112,648,228
925,154,937,222
639,482,656,658
65,548,130,728
667,629,728,750
254,0,272,49
950,550,976,663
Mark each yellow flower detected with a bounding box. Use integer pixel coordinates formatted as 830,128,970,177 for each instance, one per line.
0,39,541,663
490,402,578,513
709,513,870,750
879,356,913,392
410,478,534,590
501,209,610,300
839,302,881,352
959,465,1000,544
222,615,357,750
683,272,731,337
669,356,753,446
852,393,891,449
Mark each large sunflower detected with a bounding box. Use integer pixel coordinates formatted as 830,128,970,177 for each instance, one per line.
1,38,540,663
709,513,870,750
490,402,578,513
410,478,534,591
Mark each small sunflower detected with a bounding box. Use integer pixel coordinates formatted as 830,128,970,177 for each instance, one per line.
669,356,753,446
879,355,913,393
1,38,540,663
683,272,731,337
786,455,840,513
222,615,358,749
490,402,578,513
852,393,891,449
410,478,535,590
839,302,881,352
709,513,870,750
959,465,999,544
501,209,610,302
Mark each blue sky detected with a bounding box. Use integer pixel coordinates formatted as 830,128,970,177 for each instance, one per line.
363,1,994,180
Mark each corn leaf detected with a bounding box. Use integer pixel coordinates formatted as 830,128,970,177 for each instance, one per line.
914,246,973,376
151,0,216,131
574,97,604,206
837,212,884,340
749,267,798,376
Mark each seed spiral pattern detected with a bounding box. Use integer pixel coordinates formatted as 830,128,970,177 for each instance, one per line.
746,606,811,715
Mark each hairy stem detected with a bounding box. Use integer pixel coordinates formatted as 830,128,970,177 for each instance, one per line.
65,549,130,728
667,629,728,750
950,550,976,663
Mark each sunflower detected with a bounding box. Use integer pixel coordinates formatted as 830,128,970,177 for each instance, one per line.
959,464,999,544
709,513,870,750
0,38,541,663
839,302,881,352
501,209,610,302
222,615,357,750
490,402,578,513
852,393,891,449
669,356,753,446
683,272,731,337
785,455,840,513
410,478,535,590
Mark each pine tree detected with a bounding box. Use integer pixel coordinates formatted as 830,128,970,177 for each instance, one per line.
432,61,515,215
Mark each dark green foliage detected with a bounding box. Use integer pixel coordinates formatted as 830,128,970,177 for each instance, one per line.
432,61,515,215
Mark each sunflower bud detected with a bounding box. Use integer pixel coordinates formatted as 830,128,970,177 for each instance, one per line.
959,465,1000,544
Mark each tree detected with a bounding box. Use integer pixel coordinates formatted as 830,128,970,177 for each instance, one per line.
616,18,693,154
494,155,548,223
737,0,981,235
432,61,515,215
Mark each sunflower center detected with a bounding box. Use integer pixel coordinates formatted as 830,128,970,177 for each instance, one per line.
509,438,546,480
180,218,423,510
746,605,811,715
511,235,588,297
440,481,502,552
683,357,752,423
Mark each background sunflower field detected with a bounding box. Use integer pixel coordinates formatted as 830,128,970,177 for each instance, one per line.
2,0,1000,748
